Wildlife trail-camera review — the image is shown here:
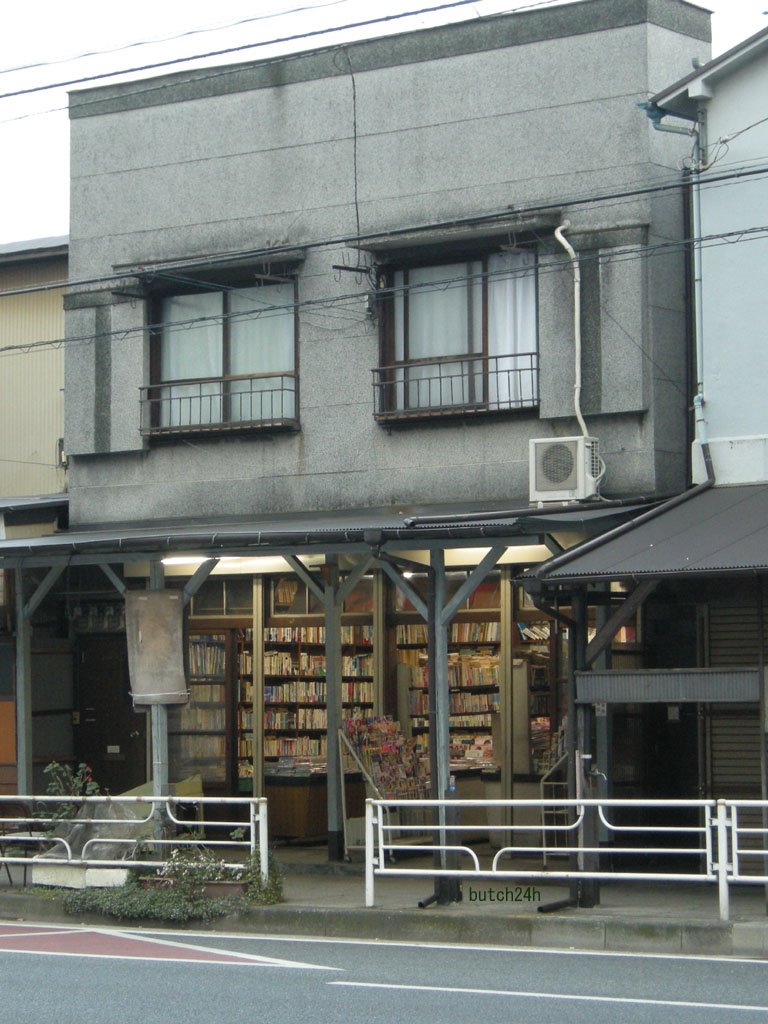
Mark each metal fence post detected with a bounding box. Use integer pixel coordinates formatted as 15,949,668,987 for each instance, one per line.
716,800,730,922
258,798,269,882
365,799,375,907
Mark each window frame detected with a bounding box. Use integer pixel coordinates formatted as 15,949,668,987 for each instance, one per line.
143,271,300,437
374,246,539,422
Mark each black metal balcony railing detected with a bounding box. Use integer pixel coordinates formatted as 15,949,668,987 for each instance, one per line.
140,372,298,436
372,351,538,422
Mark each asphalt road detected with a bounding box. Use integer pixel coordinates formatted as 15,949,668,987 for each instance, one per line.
0,924,766,1023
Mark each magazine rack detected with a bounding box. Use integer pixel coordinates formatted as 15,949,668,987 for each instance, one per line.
338,717,430,860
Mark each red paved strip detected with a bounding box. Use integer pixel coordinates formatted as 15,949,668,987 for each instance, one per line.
0,927,263,964
0,923,74,937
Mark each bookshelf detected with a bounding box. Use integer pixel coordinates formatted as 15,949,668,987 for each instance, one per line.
513,586,556,775
394,571,502,765
168,631,230,787
235,627,255,785
262,623,375,760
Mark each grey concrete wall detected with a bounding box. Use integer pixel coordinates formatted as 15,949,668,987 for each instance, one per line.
64,0,709,526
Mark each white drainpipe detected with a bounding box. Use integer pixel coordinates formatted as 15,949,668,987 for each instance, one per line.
554,221,589,439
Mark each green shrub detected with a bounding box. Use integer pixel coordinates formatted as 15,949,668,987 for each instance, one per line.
60,853,284,922
243,853,283,906
61,879,230,923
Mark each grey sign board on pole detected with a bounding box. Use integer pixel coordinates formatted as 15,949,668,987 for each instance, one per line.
125,590,188,706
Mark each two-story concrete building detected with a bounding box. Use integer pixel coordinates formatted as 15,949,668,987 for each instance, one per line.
0,0,713,853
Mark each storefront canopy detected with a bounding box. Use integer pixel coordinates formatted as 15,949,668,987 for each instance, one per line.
0,499,650,569
529,483,768,584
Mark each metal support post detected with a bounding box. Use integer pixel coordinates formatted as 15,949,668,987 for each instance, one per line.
14,569,32,794
575,592,598,907
365,799,375,907
148,562,169,839
429,549,460,904
324,557,344,861
258,797,269,882
715,800,730,922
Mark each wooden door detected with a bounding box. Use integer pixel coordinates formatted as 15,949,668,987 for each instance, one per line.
75,636,148,794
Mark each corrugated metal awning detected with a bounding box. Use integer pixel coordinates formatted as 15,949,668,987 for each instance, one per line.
533,484,768,582
576,668,761,704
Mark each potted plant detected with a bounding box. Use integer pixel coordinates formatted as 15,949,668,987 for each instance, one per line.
153,846,248,899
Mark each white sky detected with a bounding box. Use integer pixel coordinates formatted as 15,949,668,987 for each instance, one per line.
1,0,766,246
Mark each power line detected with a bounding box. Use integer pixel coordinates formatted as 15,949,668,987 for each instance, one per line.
3,160,767,302
0,0,566,125
2,222,767,359
0,1,351,77
0,0,523,101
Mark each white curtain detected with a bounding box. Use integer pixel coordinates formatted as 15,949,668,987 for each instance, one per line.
394,263,481,408
160,293,221,426
487,251,537,406
230,283,295,421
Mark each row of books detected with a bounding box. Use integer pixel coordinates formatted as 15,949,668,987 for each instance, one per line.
169,733,226,760
170,706,226,731
264,735,327,757
185,682,225,702
516,621,550,642
399,657,499,689
238,707,255,730
188,639,226,676
264,680,326,702
263,680,375,702
396,621,501,644
263,625,374,644
263,710,296,729
238,651,253,674
265,625,327,643
297,708,327,729
408,690,499,715
412,714,495,728
448,653,499,688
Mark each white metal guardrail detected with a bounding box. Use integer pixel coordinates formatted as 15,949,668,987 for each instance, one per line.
364,798,768,921
0,795,269,883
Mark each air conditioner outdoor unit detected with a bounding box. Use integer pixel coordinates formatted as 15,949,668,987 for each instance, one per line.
529,436,601,503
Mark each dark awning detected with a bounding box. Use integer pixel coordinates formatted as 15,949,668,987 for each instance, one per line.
532,483,768,583
0,499,650,568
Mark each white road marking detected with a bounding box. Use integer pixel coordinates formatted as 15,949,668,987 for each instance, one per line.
100,928,338,970
0,927,82,939
329,980,768,1013
0,947,288,967
148,928,768,966
0,922,335,970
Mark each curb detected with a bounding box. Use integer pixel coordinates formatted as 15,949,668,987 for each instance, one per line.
0,891,765,957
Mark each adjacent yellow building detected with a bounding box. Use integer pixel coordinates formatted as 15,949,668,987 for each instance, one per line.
0,237,68,793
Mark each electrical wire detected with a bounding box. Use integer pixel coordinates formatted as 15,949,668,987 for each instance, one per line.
0,0,569,96
0,1,352,77
0,0,535,101
3,158,768,301
2,221,767,359
0,0,566,126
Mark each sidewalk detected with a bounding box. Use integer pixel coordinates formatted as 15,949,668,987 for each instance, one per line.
1,845,767,958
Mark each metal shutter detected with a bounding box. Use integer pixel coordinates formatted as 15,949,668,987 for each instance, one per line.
707,604,765,874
